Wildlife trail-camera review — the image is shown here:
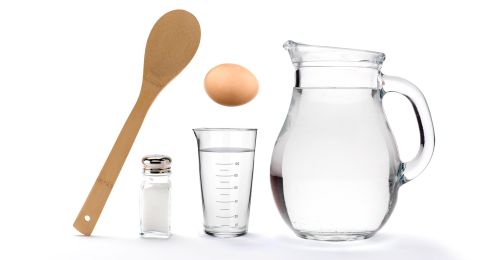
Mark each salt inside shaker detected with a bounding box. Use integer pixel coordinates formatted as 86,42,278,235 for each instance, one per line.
140,154,172,238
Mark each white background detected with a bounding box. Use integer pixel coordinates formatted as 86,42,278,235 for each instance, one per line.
0,0,498,259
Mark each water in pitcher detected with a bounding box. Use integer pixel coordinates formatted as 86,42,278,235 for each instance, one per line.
270,87,401,240
199,147,255,236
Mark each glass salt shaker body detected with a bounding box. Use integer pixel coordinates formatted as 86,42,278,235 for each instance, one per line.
140,155,172,238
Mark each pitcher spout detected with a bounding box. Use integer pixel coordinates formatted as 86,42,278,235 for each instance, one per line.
284,40,385,69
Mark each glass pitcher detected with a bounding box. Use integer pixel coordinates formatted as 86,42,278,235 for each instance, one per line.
270,41,435,241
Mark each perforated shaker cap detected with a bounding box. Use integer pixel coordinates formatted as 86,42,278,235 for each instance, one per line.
142,154,171,174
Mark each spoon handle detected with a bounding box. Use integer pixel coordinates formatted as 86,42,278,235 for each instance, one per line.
74,83,157,235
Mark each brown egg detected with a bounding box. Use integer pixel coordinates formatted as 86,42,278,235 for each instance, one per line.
204,63,259,106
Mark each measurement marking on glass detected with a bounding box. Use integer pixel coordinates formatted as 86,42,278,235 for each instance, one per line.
216,215,237,218
219,193,230,195
220,181,230,184
216,163,233,166
216,200,238,203
216,174,233,177
216,186,238,189
219,208,230,211
219,169,230,172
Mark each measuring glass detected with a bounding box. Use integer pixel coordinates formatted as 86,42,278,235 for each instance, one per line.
193,128,257,237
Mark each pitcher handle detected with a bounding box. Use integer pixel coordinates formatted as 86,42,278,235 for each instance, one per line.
381,75,435,184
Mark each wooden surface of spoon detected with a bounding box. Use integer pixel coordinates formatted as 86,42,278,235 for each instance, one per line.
74,9,201,236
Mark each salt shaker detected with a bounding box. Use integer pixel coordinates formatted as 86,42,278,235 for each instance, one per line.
140,155,172,238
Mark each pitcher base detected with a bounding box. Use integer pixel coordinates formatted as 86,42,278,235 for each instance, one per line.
295,230,375,241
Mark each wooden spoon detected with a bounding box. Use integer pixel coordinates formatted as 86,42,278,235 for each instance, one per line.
74,9,201,236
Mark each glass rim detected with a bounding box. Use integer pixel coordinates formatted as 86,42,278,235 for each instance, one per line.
193,128,257,132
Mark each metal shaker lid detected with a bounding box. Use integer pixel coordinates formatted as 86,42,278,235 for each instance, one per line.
142,154,171,174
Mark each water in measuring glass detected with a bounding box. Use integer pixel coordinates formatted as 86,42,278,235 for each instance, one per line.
271,88,400,240
199,147,255,236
